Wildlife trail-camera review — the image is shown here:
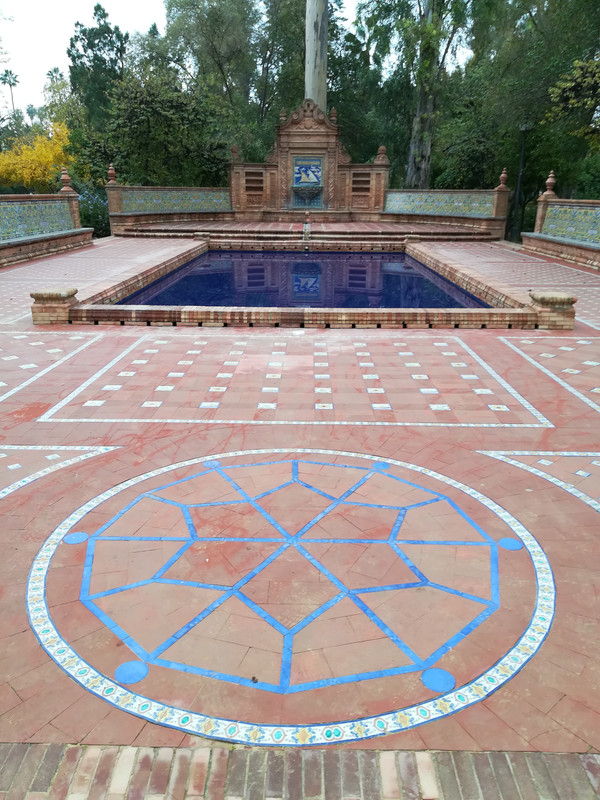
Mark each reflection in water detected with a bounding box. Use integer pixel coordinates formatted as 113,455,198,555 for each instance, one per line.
118,251,489,309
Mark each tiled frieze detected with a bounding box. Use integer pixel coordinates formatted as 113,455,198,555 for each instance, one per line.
0,199,74,241
542,204,600,245
384,192,495,218
120,189,232,214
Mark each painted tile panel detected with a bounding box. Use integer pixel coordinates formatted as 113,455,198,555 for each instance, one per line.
0,200,74,241
121,189,232,213
384,192,494,218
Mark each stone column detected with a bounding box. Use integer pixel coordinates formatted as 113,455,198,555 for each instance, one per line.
305,0,327,111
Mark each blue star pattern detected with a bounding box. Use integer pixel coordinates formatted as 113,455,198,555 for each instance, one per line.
80,458,500,693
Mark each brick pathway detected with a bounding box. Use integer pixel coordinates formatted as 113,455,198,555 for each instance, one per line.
1,743,599,798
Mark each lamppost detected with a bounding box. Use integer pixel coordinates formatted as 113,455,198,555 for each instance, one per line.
510,123,533,242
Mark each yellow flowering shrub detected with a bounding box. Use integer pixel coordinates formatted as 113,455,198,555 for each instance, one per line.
0,122,72,192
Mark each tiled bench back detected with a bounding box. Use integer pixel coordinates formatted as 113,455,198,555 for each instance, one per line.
542,204,600,245
384,191,495,218
0,198,74,241
121,189,232,213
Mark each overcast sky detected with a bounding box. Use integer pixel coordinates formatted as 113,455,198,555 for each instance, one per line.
0,0,167,113
1,0,358,115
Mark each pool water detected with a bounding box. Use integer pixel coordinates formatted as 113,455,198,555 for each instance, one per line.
117,251,489,309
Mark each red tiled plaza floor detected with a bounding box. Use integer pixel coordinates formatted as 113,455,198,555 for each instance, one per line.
1,238,600,773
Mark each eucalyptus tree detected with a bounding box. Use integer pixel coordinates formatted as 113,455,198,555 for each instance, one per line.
355,0,488,187
164,0,259,106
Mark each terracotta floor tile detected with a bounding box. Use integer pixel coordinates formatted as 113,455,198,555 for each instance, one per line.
1,239,600,750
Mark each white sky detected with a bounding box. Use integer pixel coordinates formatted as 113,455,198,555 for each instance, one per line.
0,0,358,116
1,0,167,114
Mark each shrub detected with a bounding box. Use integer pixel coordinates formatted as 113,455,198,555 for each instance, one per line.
78,185,110,237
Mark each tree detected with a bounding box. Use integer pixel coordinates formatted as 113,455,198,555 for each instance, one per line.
253,0,305,123
0,121,71,191
67,4,129,129
357,0,479,188
430,0,600,226
106,69,230,186
0,69,18,112
164,0,258,105
549,55,600,151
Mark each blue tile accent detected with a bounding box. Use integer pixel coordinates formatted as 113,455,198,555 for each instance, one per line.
115,660,149,684
421,668,456,693
75,458,500,693
498,537,524,550
64,532,89,544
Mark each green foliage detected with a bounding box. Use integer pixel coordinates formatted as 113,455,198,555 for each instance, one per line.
107,70,230,186
67,4,129,129
431,0,600,231
0,68,18,112
549,55,600,151
77,183,110,236
164,0,258,105
6,0,596,212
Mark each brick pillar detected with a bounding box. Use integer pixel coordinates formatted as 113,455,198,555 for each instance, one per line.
58,167,82,229
30,288,78,325
535,170,558,233
529,290,576,330
492,167,510,222
373,146,390,211
105,163,123,232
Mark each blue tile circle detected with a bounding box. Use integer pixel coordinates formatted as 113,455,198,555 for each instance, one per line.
63,532,89,544
421,668,456,693
498,537,524,551
115,661,149,685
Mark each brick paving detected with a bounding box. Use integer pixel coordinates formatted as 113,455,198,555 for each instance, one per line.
1,236,600,798
0,744,599,798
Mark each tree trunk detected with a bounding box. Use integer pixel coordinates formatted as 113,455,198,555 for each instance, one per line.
305,0,328,111
406,85,435,188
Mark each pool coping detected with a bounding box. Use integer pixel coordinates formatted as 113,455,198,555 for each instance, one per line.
34,240,575,330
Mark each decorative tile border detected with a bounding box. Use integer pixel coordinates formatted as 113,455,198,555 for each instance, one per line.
0,199,73,241
543,205,600,246
500,337,600,414
384,192,494,219
0,333,103,404
478,451,600,514
0,445,118,500
121,189,232,214
27,448,555,746
38,335,553,429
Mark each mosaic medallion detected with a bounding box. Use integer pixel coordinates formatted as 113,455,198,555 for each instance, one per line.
28,449,555,745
